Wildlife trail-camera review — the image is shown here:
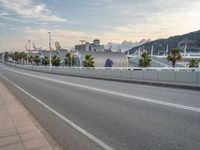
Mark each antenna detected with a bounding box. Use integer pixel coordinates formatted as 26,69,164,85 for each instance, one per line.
24,45,28,51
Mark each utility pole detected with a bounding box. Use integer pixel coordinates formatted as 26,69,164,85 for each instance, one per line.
27,40,31,65
151,45,154,56
166,44,169,55
48,32,52,71
13,50,15,63
184,41,187,67
2,53,4,62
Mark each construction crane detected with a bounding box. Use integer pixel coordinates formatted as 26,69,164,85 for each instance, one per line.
79,40,86,45
32,43,37,51
24,45,28,51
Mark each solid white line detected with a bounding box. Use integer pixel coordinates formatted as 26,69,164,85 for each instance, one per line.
1,64,200,113
0,74,114,150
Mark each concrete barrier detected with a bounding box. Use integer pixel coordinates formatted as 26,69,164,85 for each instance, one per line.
103,70,112,77
2,62,200,84
96,70,104,76
120,70,132,79
111,70,121,78
158,71,176,82
198,72,200,83
143,71,158,80
132,71,143,79
175,71,198,83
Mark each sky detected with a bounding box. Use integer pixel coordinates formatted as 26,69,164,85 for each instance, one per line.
0,0,200,51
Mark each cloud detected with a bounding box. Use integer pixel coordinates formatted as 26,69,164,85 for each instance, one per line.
0,11,9,16
112,0,200,40
1,0,200,51
105,39,150,52
0,22,5,27
21,28,96,49
0,0,66,22
0,26,149,50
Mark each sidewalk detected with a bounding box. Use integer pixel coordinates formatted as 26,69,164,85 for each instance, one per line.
0,81,62,150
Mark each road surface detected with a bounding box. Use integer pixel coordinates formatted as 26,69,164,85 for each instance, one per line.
0,64,200,150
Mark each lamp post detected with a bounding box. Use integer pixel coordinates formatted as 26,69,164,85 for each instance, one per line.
13,51,15,63
27,40,30,65
48,32,52,71
2,53,4,62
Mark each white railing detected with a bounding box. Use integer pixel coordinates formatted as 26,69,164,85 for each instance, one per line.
1,60,200,84
1,60,200,72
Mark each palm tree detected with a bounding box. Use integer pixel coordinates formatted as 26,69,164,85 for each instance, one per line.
188,59,199,68
52,55,60,66
28,56,33,64
21,52,27,64
65,52,74,66
41,56,49,66
33,55,40,66
4,52,9,61
83,54,95,67
167,48,182,68
13,52,20,63
139,52,152,67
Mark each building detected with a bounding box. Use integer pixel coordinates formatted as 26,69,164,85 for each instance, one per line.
73,51,128,67
75,39,104,52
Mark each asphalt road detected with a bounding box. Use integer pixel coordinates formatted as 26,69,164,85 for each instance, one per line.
0,64,200,150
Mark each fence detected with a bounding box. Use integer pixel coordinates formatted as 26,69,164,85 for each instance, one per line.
2,61,200,84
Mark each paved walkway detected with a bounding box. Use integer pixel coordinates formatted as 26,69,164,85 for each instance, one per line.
0,81,61,150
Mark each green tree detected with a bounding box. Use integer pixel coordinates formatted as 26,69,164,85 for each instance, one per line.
52,55,60,66
28,56,33,64
41,56,49,66
21,52,27,64
33,55,40,66
188,59,199,68
167,48,182,68
139,52,152,67
65,52,74,66
4,52,9,61
13,52,19,63
83,54,95,67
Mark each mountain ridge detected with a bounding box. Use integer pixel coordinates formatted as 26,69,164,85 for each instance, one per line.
127,30,200,55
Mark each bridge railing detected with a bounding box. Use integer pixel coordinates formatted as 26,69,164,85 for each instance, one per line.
1,61,200,84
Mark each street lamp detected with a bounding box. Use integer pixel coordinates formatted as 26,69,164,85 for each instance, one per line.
48,32,52,71
27,40,31,65
13,51,15,63
2,53,4,62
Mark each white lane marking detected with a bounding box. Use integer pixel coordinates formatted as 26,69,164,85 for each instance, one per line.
1,65,200,113
0,74,114,150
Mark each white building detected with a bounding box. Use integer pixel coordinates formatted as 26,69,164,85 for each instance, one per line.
75,39,104,52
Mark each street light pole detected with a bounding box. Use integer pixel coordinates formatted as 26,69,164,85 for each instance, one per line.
27,40,30,65
48,32,52,71
13,51,15,63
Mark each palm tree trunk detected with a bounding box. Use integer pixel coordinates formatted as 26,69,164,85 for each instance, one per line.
172,61,175,68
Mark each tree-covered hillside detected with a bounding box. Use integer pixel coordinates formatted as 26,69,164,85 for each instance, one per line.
127,30,200,55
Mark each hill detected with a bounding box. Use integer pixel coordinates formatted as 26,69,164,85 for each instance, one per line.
127,30,200,55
